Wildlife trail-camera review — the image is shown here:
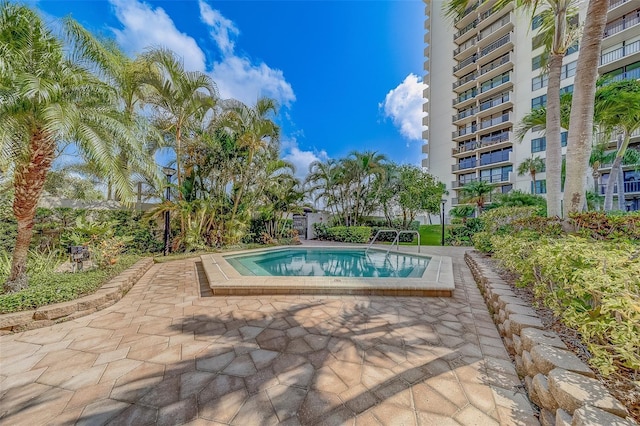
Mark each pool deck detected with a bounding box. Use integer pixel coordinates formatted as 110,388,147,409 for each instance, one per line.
201,243,454,297
0,243,538,425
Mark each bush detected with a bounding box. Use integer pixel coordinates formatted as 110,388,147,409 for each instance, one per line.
0,254,140,314
446,218,484,246
472,231,494,253
325,226,372,243
570,211,640,242
491,233,640,376
313,223,329,240
481,206,541,233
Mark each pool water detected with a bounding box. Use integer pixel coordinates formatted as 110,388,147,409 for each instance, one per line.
225,248,430,278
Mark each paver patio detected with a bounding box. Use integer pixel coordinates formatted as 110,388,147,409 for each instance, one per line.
0,246,538,425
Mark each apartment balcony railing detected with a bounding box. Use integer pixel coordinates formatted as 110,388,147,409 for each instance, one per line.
479,131,511,146
479,53,511,75
456,2,479,22
478,15,511,41
479,93,510,111
479,150,511,166
454,19,478,40
480,74,510,93
453,72,478,89
600,40,640,66
480,173,510,184
599,181,640,194
453,88,478,106
453,125,478,139
453,107,479,122
480,33,511,58
454,54,478,73
454,39,477,57
603,11,640,38
452,159,477,172
480,112,510,130
608,67,640,82
609,0,630,9
479,6,499,23
452,141,478,155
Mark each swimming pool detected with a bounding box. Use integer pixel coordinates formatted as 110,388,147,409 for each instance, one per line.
200,246,455,297
225,248,430,278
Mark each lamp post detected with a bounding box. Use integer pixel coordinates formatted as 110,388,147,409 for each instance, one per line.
441,199,447,246
162,167,176,256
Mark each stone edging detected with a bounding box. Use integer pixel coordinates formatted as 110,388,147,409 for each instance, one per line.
465,251,638,426
0,258,154,334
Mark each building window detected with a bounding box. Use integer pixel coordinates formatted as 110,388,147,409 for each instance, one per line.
532,14,543,30
531,137,546,153
531,180,547,194
566,42,579,55
560,85,574,95
561,60,577,79
532,94,547,109
532,53,547,71
532,33,546,50
532,74,548,91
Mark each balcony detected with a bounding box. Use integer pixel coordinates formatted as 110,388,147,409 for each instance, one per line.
452,159,477,172
607,67,640,82
478,149,512,167
452,141,478,155
599,181,640,195
600,40,640,71
602,10,640,48
608,0,638,21
478,33,513,65
480,112,511,131
454,19,478,44
477,2,512,31
452,106,479,123
453,88,478,108
453,71,478,92
452,124,478,139
454,3,479,30
478,131,511,148
479,74,511,97
479,53,511,79
453,54,478,76
454,39,477,60
477,14,513,47
480,173,511,184
479,92,512,115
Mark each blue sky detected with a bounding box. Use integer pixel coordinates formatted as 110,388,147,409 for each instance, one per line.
33,0,426,179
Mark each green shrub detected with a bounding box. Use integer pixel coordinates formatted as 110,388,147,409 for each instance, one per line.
472,231,494,253
313,223,329,240
446,218,484,246
325,226,372,243
570,211,640,242
491,234,640,376
0,254,140,314
481,206,541,233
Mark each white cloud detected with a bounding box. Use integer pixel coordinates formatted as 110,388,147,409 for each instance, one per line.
198,1,239,56
282,138,327,181
380,74,426,141
109,0,206,71
210,56,296,106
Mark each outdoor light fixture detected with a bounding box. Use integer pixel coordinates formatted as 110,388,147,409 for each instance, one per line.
441,199,447,246
163,167,176,256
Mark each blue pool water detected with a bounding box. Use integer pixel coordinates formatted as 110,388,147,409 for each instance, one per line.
225,248,430,278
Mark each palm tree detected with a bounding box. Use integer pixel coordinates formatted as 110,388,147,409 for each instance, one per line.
0,4,143,292
460,180,495,216
342,151,387,225
598,80,640,211
563,0,610,216
518,156,545,194
218,98,280,224
142,48,218,200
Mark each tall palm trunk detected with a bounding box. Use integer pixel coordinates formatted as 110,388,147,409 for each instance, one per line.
546,53,564,217
604,134,628,211
564,0,609,217
531,171,537,193
5,132,55,293
617,157,625,211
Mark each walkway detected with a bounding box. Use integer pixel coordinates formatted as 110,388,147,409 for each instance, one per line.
0,246,538,425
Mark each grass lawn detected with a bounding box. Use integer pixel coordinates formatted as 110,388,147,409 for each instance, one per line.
396,225,446,246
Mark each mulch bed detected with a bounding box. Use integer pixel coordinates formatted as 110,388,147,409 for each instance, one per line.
478,253,640,423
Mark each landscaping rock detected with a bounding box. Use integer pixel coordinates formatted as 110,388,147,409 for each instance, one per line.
548,368,628,417
571,405,636,426
525,375,540,407
498,295,530,309
509,314,544,336
555,409,572,426
522,350,539,378
531,345,594,377
532,373,558,412
33,301,77,320
504,303,538,317
77,293,109,310
521,328,567,352
513,334,523,355
0,310,34,329
540,408,555,426
515,354,526,377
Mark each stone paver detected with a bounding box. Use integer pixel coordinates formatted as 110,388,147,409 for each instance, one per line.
0,245,538,425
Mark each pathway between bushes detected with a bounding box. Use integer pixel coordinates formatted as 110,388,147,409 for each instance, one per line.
0,246,538,425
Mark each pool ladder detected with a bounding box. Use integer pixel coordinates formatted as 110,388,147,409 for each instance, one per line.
365,229,421,255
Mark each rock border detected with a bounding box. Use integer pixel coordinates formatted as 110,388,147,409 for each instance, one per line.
0,258,154,334
465,251,637,426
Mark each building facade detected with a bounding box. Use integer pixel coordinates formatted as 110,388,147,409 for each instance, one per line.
423,0,640,215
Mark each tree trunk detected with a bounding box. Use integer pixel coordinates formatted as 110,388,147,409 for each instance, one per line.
617,160,625,211
4,132,55,293
546,53,564,217
531,171,537,194
604,155,622,211
564,0,609,217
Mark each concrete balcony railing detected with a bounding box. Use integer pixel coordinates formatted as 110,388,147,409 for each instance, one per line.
479,53,511,76
480,33,511,58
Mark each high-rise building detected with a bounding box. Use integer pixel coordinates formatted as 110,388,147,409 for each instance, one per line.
423,0,640,216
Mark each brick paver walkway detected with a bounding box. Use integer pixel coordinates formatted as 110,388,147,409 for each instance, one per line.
0,246,538,425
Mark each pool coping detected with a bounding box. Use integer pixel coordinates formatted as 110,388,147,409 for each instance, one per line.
200,245,454,297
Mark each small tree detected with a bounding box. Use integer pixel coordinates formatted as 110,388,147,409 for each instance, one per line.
460,181,495,217
517,156,545,194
